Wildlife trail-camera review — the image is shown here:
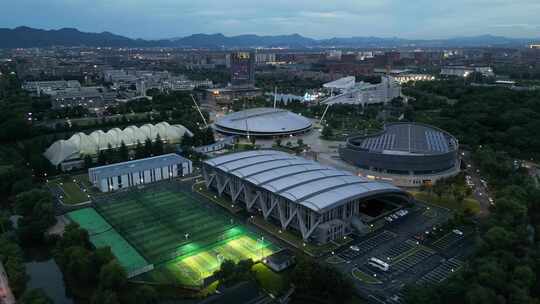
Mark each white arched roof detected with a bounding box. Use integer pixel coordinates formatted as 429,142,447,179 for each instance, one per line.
44,122,193,166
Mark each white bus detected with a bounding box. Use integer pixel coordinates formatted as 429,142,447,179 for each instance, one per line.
368,257,390,272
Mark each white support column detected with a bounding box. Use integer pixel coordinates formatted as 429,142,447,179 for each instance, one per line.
205,174,216,188
232,184,245,202
263,196,279,219
277,200,287,229
296,208,308,240
257,192,269,217
247,192,260,211
284,204,298,228
217,175,230,195
304,213,322,240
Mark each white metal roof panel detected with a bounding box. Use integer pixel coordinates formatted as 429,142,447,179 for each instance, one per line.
204,150,282,167
246,163,325,185
262,170,351,194
278,175,362,202
205,150,409,212
233,158,313,179
217,154,291,172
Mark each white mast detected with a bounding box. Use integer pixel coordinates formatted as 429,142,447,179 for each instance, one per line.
273,86,277,108
190,94,208,128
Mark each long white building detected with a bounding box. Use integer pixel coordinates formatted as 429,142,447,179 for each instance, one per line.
322,76,401,106
440,66,494,78
89,154,192,192
44,122,193,167
202,150,410,244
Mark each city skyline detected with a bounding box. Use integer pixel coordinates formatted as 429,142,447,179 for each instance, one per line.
2,0,540,40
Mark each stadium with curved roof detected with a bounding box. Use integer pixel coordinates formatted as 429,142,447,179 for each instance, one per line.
202,150,411,244
44,122,193,166
339,122,460,187
213,107,312,137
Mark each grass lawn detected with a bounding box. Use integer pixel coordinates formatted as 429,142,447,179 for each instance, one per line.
0,164,13,174
351,268,381,284
326,255,346,264
50,178,91,205
252,263,289,295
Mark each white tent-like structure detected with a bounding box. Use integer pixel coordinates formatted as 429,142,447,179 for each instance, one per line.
44,122,193,166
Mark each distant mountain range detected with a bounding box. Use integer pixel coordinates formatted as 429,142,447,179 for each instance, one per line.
0,26,538,49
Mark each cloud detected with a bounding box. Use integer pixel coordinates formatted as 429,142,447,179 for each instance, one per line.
0,0,539,39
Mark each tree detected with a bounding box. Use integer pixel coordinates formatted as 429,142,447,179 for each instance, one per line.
15,189,56,244
213,259,255,287
321,126,334,139
296,138,304,148
84,154,93,168
275,137,282,147
0,211,12,233
97,149,107,165
291,257,353,303
91,289,120,304
134,140,145,159
119,140,129,161
3,256,28,297
56,223,90,249
214,259,236,283
144,138,153,157
152,134,164,156
105,143,115,163
99,261,127,290
19,289,53,304
0,235,28,297
63,246,94,284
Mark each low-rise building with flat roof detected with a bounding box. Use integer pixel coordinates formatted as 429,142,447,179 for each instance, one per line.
88,154,192,192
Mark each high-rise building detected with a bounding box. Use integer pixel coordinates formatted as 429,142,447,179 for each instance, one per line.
230,52,255,86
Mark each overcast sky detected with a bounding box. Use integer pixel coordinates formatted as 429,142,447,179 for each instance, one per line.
2,0,540,39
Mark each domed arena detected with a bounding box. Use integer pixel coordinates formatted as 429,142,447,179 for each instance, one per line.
213,107,312,137
339,122,460,187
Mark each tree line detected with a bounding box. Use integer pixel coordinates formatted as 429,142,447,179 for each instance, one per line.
404,80,540,304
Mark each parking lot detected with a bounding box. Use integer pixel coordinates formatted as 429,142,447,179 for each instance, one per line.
416,258,463,286
328,201,474,303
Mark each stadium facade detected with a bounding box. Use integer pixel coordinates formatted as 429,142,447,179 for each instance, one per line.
213,107,313,137
44,122,193,168
89,153,192,192
202,150,410,244
339,123,460,187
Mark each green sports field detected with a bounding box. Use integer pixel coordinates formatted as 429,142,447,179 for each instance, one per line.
72,187,278,286
67,208,149,274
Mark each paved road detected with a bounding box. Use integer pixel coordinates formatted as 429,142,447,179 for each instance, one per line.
0,261,16,304
238,123,361,175
461,150,491,217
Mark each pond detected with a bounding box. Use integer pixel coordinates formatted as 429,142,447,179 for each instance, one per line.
24,247,74,304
